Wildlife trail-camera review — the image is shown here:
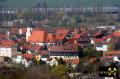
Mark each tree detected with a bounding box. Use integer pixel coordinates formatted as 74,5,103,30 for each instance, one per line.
57,57,65,65
77,46,84,59
108,39,117,51
51,65,68,79
83,47,102,58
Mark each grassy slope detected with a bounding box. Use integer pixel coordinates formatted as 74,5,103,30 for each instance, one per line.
0,0,120,8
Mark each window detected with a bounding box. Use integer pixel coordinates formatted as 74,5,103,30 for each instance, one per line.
96,44,102,47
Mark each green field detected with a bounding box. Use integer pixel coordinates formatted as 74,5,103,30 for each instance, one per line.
0,0,120,8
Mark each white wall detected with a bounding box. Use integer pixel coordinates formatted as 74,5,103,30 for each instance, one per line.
50,56,79,60
96,45,108,52
26,27,32,41
0,47,12,58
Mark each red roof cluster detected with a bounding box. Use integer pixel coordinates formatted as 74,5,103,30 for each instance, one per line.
22,54,34,60
28,30,47,43
0,40,15,47
64,59,80,64
20,28,27,34
112,31,120,37
105,51,120,55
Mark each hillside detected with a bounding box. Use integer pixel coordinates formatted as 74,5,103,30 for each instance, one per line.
0,0,120,8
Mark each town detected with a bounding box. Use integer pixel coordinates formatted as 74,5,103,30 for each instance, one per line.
0,0,120,79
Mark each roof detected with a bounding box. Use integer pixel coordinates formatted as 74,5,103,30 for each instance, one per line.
112,31,120,37
92,38,103,43
0,34,7,38
49,44,78,52
104,56,113,59
74,34,82,39
10,28,18,33
40,50,48,55
47,34,55,43
54,28,70,41
64,59,80,64
19,28,27,34
55,28,70,35
0,40,15,47
22,54,34,60
92,31,101,37
28,30,47,43
102,35,111,40
55,35,66,40
105,51,120,55
34,44,41,51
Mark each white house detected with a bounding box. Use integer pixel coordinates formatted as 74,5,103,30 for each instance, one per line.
95,44,108,52
13,55,23,63
91,36,111,52
0,47,12,58
49,58,58,67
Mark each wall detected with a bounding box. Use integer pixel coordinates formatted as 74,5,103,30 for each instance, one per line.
0,47,12,58
96,45,108,52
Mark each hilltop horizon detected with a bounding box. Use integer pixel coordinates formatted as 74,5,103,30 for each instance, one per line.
0,0,120,8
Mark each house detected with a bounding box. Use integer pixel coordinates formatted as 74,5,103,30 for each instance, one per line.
13,55,23,64
22,58,31,68
13,55,31,67
77,33,91,47
49,58,58,67
104,51,120,57
19,27,27,34
27,29,47,46
54,28,70,43
92,38,108,51
91,31,112,51
47,43,80,64
0,40,18,59
47,33,56,46
0,46,19,59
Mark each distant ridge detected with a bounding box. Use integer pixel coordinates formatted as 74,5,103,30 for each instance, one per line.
0,0,120,8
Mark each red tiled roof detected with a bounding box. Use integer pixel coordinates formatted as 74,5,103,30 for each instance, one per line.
49,46,64,52
28,30,47,43
49,44,78,52
11,28,18,33
112,32,120,37
55,28,70,35
0,40,15,47
92,38,103,43
34,45,41,51
104,56,113,59
74,34,82,39
102,35,111,40
40,50,48,55
92,31,101,37
0,34,7,38
64,59,80,64
47,34,55,43
22,54,34,60
105,51,120,55
20,28,27,34
22,45,31,50
55,35,66,40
